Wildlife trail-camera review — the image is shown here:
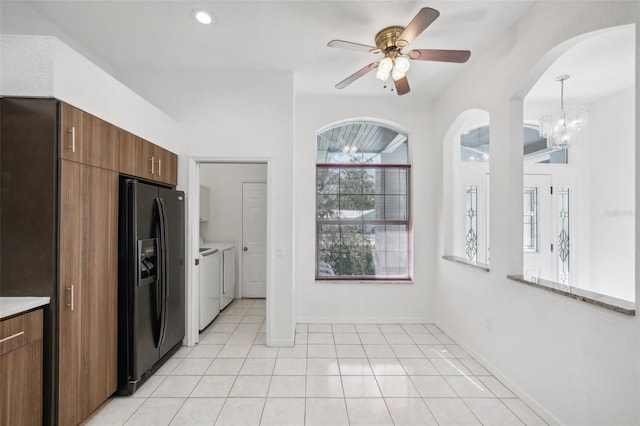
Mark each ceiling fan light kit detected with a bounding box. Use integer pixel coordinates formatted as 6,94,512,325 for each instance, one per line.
328,7,471,95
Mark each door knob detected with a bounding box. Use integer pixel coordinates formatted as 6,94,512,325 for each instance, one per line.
243,247,248,251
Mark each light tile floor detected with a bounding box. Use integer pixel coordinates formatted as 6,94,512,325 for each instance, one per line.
85,299,547,425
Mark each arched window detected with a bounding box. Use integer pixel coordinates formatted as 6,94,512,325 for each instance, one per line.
316,120,411,281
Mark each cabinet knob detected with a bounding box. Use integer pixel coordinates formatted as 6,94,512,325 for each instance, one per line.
243,247,248,252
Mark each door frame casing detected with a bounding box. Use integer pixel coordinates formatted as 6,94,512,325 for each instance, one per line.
186,157,270,347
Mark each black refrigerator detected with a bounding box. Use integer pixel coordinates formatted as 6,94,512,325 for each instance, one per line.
117,178,185,395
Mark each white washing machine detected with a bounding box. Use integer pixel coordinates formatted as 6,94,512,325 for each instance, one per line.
203,242,236,310
198,247,220,331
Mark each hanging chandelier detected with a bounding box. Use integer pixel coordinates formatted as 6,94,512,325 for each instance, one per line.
539,75,588,149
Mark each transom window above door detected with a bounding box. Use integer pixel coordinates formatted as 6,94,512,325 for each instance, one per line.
316,121,412,281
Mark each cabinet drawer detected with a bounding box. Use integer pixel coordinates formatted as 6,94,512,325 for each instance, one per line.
0,310,43,356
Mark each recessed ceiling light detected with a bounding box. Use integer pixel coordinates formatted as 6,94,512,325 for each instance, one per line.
192,10,214,25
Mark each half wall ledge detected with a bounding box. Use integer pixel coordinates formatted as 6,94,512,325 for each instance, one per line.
442,255,490,272
507,274,635,316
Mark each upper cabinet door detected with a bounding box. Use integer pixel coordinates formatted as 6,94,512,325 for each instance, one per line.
119,130,154,181
59,103,84,162
59,103,119,171
153,145,178,186
119,128,177,185
88,116,119,171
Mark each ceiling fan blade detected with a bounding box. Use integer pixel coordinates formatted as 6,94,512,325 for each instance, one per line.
408,49,471,63
397,7,440,48
328,40,380,54
335,62,379,89
394,76,410,96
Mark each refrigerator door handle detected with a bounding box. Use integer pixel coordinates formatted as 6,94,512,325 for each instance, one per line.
161,198,170,347
156,197,170,347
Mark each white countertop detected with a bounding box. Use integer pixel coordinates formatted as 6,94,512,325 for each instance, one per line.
0,297,50,320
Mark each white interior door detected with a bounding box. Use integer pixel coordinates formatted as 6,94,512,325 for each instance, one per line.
242,182,267,298
523,174,552,280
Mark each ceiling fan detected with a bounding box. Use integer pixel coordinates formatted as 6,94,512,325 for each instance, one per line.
328,7,471,95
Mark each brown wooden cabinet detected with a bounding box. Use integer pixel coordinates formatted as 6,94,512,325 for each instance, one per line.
58,161,118,425
118,129,178,185
153,144,178,185
1,98,124,425
0,309,44,426
60,103,119,171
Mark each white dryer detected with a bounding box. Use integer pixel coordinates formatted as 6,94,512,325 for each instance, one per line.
204,242,236,310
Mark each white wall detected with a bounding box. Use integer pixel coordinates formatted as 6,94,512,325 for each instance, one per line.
587,88,635,301
120,69,296,346
434,2,639,424
200,163,268,245
294,94,436,323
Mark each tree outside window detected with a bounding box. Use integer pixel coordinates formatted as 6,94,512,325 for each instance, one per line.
316,121,411,281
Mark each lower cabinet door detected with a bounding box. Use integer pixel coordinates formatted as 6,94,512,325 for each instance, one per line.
59,160,118,424
78,164,119,419
0,341,43,426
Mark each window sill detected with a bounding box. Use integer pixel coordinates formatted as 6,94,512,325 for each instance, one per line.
442,255,490,272
315,279,413,284
507,274,636,316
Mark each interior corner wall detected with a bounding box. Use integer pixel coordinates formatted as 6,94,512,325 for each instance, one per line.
294,94,436,323
432,2,639,425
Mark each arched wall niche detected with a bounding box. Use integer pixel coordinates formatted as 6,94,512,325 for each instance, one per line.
518,24,635,302
442,108,491,267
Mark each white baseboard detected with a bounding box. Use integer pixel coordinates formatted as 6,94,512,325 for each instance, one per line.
435,321,562,426
296,316,434,324
267,336,295,347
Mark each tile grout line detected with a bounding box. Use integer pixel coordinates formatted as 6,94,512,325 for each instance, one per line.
94,301,545,425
